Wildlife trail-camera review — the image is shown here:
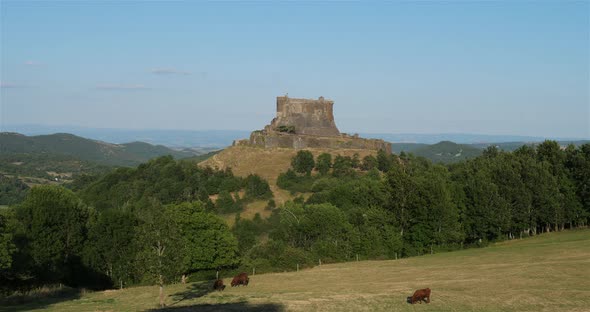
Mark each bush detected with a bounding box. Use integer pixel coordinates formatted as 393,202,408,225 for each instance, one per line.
315,153,332,175
244,174,272,200
332,156,355,177
215,191,242,213
276,125,295,134
291,150,315,175
277,169,316,193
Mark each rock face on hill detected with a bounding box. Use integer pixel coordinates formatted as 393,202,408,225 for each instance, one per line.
234,95,391,153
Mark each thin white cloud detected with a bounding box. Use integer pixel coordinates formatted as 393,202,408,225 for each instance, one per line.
24,60,43,66
0,81,30,88
95,84,150,90
150,68,191,75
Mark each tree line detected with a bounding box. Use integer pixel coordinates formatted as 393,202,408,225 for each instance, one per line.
0,156,271,300
257,141,588,265
1,141,588,299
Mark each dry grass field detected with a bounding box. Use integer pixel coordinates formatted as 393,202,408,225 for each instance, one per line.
4,229,589,312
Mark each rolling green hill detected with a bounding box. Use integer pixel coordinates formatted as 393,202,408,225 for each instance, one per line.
411,141,482,163
0,132,199,167
0,133,218,196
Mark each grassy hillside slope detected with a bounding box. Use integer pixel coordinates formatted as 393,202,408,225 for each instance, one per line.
199,146,378,212
6,229,588,312
199,146,378,187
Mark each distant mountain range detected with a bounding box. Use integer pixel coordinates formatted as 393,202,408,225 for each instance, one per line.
2,124,249,148
4,124,587,148
362,133,588,145
0,132,222,191
392,140,589,163
0,132,206,167
1,131,588,175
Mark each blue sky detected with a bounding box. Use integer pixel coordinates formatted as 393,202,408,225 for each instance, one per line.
1,1,588,138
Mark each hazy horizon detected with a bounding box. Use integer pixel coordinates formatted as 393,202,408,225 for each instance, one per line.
3,123,589,150
2,122,589,141
1,1,589,138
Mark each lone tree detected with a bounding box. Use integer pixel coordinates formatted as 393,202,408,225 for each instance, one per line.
333,155,355,177
244,174,272,200
84,208,139,288
168,202,239,278
136,199,185,308
291,150,315,175
16,185,89,285
315,153,332,175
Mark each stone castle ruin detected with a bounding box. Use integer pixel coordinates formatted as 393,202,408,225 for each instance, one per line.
270,96,340,137
234,95,391,153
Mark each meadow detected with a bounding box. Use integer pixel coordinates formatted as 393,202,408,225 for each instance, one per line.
3,229,588,312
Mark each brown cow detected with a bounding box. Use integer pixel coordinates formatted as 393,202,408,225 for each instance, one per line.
213,279,225,291
408,288,431,304
231,272,249,287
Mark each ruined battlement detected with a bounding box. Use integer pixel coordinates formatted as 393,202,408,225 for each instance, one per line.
270,96,340,137
235,95,391,153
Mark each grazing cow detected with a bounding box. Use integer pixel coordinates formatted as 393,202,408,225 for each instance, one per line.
231,272,249,287
408,288,431,304
213,279,225,291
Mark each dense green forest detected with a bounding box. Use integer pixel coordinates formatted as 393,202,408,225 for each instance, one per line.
0,174,29,206
1,141,588,301
0,153,110,181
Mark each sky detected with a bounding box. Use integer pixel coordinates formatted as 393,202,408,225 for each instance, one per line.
1,1,589,138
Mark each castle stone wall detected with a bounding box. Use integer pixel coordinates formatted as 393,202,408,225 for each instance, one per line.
234,95,392,153
271,96,340,137
234,132,392,154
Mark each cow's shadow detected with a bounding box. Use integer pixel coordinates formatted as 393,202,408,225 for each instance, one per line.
152,281,285,312
168,281,212,306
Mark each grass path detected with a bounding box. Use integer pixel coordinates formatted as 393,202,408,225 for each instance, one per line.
4,229,590,312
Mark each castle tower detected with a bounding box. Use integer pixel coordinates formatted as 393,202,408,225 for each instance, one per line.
270,96,340,137
233,95,391,153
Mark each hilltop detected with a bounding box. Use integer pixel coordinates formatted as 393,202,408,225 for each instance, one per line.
5,229,588,311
